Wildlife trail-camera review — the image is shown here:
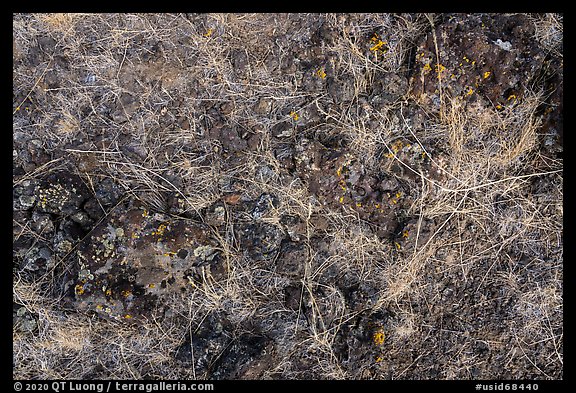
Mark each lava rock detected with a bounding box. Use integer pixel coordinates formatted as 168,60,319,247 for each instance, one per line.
239,222,285,261
35,172,90,216
276,241,307,277
210,334,273,379
71,200,219,322
254,98,272,114
251,193,279,220
205,202,226,226
271,121,294,138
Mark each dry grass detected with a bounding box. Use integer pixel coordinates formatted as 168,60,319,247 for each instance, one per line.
13,13,562,380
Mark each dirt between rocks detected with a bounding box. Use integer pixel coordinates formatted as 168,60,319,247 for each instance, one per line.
13,13,562,380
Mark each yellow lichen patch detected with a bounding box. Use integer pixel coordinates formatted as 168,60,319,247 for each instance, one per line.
163,251,177,257
316,67,326,79
124,314,132,319
507,94,517,102
339,196,344,204
390,191,402,205
141,209,149,218
422,63,432,74
355,202,362,208
483,71,491,79
148,283,156,289
289,111,300,121
152,223,168,237
336,156,353,178
96,304,103,311
369,34,387,52
391,140,404,154
203,28,213,38
74,284,85,296
435,63,446,79
402,229,409,238
373,328,386,345
339,179,347,191
105,289,112,296
376,356,384,363
466,88,474,96
121,290,132,298
394,242,401,251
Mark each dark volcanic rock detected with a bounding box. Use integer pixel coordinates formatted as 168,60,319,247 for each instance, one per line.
411,13,547,110
71,200,221,322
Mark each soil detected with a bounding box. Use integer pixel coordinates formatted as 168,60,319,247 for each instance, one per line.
13,13,562,380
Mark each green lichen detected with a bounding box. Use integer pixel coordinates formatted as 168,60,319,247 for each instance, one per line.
193,245,218,261
78,269,94,281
